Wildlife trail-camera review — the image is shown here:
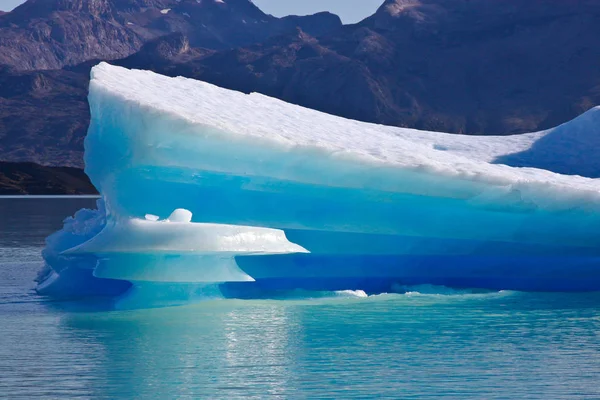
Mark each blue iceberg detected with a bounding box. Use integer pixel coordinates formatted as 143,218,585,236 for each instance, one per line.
37,63,600,308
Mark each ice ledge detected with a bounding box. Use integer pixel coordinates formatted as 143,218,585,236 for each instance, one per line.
63,209,309,256
60,208,307,284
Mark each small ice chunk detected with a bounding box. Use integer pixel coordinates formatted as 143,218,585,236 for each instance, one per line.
168,209,193,223
145,214,160,221
336,290,368,298
160,8,171,14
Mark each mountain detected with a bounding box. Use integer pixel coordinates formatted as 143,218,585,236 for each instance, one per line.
0,0,342,167
349,0,600,133
0,0,342,71
174,0,600,135
0,66,89,166
2,0,600,172
0,162,95,194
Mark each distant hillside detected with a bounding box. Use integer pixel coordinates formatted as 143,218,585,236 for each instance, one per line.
0,162,96,194
0,0,341,71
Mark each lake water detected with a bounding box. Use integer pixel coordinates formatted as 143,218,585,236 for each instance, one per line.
1,198,600,399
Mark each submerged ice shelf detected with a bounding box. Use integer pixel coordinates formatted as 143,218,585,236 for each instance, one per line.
37,63,600,308
66,209,307,283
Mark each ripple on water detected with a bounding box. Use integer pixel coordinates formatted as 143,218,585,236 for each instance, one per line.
2,197,600,398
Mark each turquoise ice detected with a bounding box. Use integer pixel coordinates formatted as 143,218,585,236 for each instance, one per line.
37,63,600,308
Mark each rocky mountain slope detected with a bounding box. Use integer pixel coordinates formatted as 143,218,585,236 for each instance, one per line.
0,67,89,166
0,0,342,167
0,162,95,194
1,0,600,171
179,0,600,135
0,0,341,70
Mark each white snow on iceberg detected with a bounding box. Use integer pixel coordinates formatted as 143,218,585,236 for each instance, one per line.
37,63,600,308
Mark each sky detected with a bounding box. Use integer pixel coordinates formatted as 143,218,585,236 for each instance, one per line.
0,0,383,23
1,0,24,11
253,0,383,23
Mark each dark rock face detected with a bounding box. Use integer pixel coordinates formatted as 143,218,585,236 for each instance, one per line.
0,162,95,194
351,0,600,134
1,0,600,173
0,67,89,166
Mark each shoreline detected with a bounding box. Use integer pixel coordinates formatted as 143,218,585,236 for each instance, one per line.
0,195,100,199
0,161,97,196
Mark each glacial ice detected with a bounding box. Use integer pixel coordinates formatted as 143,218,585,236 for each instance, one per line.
37,63,600,308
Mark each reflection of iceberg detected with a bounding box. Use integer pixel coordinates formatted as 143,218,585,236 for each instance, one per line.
37,63,600,307
59,303,298,397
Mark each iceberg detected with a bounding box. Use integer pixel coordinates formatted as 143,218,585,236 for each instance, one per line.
37,63,600,308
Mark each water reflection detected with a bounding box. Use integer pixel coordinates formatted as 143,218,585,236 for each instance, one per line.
0,197,97,250
3,198,600,398
48,292,600,399
59,302,299,398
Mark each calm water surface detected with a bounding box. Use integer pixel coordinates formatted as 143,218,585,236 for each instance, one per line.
1,198,600,399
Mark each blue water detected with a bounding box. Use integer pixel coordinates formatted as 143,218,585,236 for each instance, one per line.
2,198,600,399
